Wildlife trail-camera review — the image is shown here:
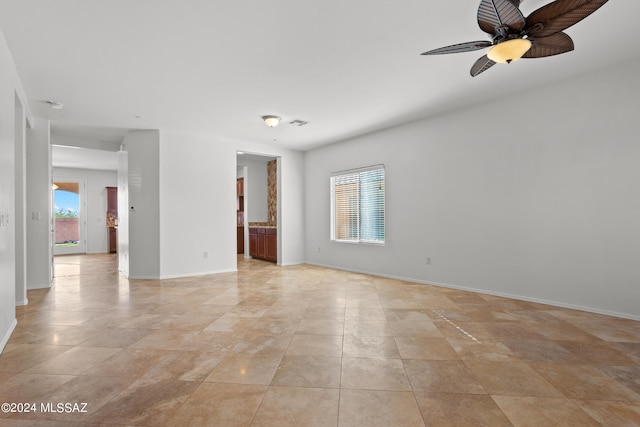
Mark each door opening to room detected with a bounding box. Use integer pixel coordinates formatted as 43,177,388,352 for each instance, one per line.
236,177,244,254
53,179,86,255
236,153,279,263
106,186,118,253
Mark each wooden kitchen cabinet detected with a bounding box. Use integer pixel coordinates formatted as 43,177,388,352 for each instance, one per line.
236,178,244,254
249,227,276,263
265,229,277,262
106,186,117,253
237,178,244,197
249,233,258,258
237,227,244,254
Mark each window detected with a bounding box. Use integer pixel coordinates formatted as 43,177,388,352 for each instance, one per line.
330,165,385,243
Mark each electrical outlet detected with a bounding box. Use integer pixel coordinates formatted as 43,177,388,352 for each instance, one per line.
203,251,209,259
426,257,431,265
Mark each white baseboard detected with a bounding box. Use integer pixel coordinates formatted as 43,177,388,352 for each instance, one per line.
0,319,17,355
305,262,640,322
16,298,28,306
27,282,52,290
278,261,305,267
158,268,237,280
128,268,238,280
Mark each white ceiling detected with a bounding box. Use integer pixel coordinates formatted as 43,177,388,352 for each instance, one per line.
1,0,638,153
52,145,119,171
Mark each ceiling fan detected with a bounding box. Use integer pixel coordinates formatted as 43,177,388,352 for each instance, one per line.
421,0,609,76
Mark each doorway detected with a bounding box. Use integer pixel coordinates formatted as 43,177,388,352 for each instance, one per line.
53,177,86,255
236,177,244,254
236,152,279,263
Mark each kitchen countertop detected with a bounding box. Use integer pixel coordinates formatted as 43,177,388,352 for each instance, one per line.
248,223,277,228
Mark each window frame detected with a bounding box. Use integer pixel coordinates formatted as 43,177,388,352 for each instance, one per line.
330,164,385,245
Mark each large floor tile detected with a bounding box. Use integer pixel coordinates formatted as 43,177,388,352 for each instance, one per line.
403,360,486,394
343,319,393,337
2,254,639,426
531,363,640,401
206,353,282,385
272,355,341,388
0,344,73,373
342,335,400,358
0,373,75,402
414,392,512,427
142,351,223,382
493,396,600,427
465,360,563,397
286,334,343,357
597,365,640,394
87,378,200,425
446,337,522,362
341,357,411,391
24,346,121,375
395,336,459,360
166,383,267,426
80,348,170,379
338,389,425,427
252,386,339,427
573,399,640,426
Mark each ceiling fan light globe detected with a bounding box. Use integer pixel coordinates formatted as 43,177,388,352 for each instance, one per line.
487,39,532,64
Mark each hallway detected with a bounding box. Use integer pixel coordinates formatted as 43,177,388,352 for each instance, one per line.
1,254,639,425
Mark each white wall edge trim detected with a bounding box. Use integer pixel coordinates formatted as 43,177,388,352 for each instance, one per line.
306,262,640,322
158,269,237,280
155,269,238,280
278,261,305,267
16,298,28,306
27,282,52,290
127,276,160,280
0,319,18,355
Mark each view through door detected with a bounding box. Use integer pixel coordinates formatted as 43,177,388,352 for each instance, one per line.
236,153,278,263
237,177,244,254
53,179,86,255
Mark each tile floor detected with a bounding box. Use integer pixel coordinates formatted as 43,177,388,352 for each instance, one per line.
1,254,639,426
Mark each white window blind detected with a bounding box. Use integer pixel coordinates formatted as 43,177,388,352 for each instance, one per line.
330,165,385,243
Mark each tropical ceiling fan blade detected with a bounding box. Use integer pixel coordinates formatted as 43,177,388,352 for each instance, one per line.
421,41,493,55
525,0,609,38
470,55,497,76
477,0,526,35
523,32,574,58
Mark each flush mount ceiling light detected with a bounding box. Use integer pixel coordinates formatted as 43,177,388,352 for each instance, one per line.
45,100,64,110
262,115,281,127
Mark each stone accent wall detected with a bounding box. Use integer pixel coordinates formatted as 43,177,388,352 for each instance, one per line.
267,159,277,226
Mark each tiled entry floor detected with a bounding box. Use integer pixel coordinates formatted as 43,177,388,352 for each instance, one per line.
1,254,639,426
